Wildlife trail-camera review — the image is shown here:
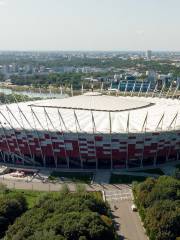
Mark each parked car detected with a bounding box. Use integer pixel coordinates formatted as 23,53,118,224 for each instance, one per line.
131,204,137,211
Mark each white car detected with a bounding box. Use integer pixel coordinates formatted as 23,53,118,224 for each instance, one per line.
131,204,137,211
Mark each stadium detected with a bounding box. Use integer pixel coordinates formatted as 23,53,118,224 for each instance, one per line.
0,90,180,170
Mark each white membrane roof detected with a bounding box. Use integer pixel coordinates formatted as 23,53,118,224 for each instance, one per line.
0,95,180,134
30,95,153,112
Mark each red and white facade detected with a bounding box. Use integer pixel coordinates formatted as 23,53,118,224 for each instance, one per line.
0,93,180,169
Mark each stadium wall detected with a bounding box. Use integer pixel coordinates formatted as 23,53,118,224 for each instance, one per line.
0,129,179,169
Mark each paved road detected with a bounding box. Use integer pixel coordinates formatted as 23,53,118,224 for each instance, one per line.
110,200,148,240
105,188,132,201
0,177,130,192
105,188,148,240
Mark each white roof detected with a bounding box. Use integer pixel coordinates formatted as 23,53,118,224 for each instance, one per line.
0,95,180,134
30,94,153,112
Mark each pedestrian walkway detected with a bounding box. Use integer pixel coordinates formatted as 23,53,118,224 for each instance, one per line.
104,187,148,240
110,200,148,240
104,188,133,202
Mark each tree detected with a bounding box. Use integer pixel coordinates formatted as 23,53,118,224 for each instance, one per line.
0,192,27,238
5,192,116,240
133,176,180,240
144,200,180,240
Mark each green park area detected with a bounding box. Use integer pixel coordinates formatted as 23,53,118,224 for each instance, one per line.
0,183,117,240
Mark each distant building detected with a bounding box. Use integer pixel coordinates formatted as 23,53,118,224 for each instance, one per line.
146,70,157,83
146,50,152,60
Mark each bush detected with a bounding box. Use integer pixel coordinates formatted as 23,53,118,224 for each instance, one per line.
0,183,8,193
76,184,86,193
60,184,70,195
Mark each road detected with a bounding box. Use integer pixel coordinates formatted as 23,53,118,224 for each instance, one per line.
0,177,130,192
110,200,148,240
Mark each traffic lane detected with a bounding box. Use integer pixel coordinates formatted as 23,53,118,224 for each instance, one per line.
112,200,148,240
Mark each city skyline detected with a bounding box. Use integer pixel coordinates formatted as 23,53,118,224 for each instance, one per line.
0,0,180,51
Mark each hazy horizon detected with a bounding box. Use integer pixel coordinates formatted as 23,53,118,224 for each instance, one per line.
0,50,180,53
0,0,180,51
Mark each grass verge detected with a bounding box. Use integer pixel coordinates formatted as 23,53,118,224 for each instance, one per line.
49,171,94,184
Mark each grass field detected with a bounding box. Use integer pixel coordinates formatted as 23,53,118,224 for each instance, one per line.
14,189,51,208
14,188,102,209
110,174,147,184
49,171,94,184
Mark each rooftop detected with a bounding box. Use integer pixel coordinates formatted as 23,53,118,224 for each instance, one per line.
0,94,180,133
30,94,154,112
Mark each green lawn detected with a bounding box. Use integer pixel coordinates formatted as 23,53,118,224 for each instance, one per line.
14,189,50,208
110,174,147,184
49,171,94,184
133,168,164,175
13,189,102,209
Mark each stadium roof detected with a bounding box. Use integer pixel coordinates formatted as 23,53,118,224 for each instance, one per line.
30,94,154,112
0,95,180,134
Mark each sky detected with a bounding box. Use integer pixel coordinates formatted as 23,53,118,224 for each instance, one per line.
0,0,180,51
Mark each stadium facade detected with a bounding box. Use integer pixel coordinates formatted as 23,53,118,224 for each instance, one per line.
0,91,180,169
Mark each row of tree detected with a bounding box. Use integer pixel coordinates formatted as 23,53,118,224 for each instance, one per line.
0,93,40,104
10,73,109,90
133,176,180,240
